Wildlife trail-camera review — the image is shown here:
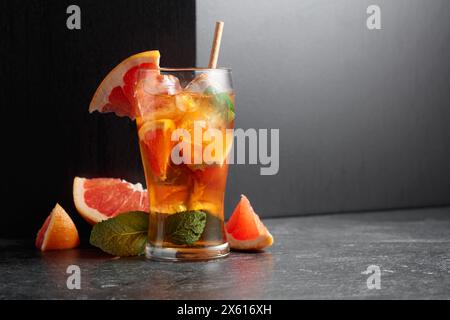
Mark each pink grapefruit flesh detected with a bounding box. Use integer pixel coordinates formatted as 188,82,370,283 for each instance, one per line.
89,51,160,119
73,177,149,225
225,195,274,251
35,203,80,251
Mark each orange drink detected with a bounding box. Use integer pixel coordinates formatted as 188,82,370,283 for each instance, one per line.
135,69,234,260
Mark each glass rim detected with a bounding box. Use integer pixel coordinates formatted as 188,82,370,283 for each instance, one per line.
158,67,232,72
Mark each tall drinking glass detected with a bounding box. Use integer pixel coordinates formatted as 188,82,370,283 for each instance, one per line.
135,68,234,261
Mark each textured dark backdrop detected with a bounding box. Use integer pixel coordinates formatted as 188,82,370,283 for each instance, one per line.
1,0,450,238
198,0,450,218
0,0,196,237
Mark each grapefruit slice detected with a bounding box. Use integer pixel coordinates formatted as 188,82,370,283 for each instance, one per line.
138,119,176,181
225,195,274,251
73,177,149,224
89,51,160,119
35,203,80,251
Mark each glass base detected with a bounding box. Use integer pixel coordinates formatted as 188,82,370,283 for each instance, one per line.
145,242,230,262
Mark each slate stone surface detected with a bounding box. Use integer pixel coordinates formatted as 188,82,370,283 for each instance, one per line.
1,207,449,299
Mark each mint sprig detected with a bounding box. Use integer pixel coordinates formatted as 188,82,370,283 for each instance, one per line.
89,210,210,256
90,211,148,257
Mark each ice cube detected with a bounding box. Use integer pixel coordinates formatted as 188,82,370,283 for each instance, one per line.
135,71,182,119
175,92,199,112
143,73,182,95
184,74,235,123
184,73,224,94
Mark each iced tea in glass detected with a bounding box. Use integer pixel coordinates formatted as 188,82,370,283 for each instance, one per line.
135,68,234,261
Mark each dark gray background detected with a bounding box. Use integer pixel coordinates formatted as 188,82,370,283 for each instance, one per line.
196,0,450,217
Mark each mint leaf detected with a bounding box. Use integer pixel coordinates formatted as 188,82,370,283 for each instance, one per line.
205,86,235,122
216,93,235,122
165,211,207,245
204,86,218,95
90,211,148,257
216,92,235,113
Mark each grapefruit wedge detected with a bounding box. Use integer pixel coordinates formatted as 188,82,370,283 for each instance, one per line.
36,203,80,251
225,195,274,251
89,50,160,119
138,119,176,181
73,177,149,224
